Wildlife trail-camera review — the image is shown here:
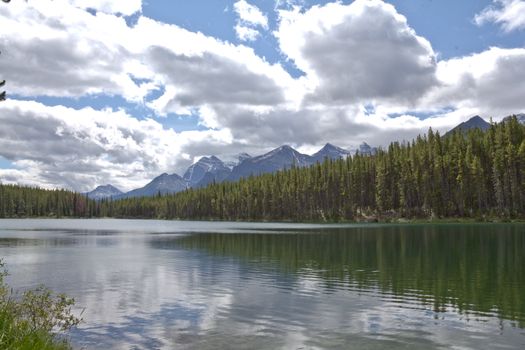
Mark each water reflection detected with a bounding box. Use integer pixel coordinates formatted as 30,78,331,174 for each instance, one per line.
173,225,525,327
0,220,524,349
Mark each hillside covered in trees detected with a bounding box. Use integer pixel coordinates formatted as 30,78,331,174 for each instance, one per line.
1,116,525,222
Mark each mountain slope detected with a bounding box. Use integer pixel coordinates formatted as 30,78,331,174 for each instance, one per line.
227,145,311,182
183,156,231,188
446,116,490,136
224,153,252,169
117,173,188,199
85,184,123,200
311,143,351,163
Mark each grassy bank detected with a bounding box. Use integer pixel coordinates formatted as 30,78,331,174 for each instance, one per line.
0,260,81,350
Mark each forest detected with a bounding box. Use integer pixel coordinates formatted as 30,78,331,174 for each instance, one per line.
1,116,525,222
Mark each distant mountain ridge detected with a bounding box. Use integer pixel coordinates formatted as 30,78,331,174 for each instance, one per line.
357,142,377,156
503,113,525,124
85,184,122,200
311,143,351,164
88,143,355,199
116,173,188,199
445,114,525,137
183,156,231,188
445,115,491,136
226,145,313,182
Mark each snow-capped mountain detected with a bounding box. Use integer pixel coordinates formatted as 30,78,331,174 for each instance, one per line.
224,153,252,170
85,184,123,200
237,153,252,163
311,143,351,163
227,145,312,182
183,156,231,188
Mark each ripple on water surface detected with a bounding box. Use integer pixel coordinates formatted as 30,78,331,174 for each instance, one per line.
0,219,524,349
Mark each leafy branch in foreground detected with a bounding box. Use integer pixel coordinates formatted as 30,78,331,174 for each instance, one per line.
0,260,82,350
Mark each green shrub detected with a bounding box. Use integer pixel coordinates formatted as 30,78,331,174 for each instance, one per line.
0,260,81,350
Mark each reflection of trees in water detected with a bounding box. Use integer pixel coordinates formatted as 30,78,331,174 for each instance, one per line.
172,225,525,327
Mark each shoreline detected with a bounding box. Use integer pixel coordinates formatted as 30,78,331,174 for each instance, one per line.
1,216,524,225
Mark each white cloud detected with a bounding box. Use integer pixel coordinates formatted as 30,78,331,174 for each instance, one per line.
275,0,438,105
234,0,268,29
0,100,233,191
0,1,153,101
235,24,261,41
0,1,296,108
145,43,286,114
475,0,525,32
233,0,268,41
427,47,525,117
131,15,300,115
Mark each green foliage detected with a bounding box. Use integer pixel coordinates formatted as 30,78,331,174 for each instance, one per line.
0,260,81,350
0,185,94,218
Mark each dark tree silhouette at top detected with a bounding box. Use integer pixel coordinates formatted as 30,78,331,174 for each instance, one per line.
1,0,9,101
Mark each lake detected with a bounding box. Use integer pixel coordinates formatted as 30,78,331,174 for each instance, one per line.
0,219,524,349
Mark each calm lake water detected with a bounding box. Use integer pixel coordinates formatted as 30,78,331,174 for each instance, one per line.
0,219,524,349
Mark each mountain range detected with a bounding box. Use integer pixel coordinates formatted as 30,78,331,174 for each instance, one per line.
117,173,188,199
87,142,355,200
87,114,524,200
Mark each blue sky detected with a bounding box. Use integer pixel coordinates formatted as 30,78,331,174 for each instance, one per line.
1,0,524,191
144,0,523,60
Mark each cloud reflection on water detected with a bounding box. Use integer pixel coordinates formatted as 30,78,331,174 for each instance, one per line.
0,219,524,349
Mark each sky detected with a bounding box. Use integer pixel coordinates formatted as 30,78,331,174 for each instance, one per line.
0,0,524,192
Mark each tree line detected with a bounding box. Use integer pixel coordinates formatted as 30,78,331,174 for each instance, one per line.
0,185,95,218
1,116,525,221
